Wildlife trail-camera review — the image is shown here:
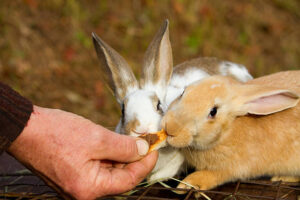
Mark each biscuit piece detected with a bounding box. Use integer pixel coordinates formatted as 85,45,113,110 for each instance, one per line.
139,129,167,152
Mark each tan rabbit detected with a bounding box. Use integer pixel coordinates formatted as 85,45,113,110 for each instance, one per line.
162,71,300,191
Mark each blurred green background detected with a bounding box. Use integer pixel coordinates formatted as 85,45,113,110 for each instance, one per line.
0,0,299,128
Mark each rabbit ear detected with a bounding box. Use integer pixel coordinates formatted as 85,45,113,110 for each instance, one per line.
92,32,138,103
235,85,299,115
141,20,173,101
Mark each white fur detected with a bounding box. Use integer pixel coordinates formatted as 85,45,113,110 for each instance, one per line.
228,64,253,82
148,147,185,182
165,86,184,108
126,90,162,135
170,67,210,88
219,61,253,82
143,82,167,106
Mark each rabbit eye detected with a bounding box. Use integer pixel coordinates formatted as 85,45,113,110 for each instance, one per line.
157,100,161,110
208,106,218,118
180,89,185,97
121,103,125,122
156,100,163,113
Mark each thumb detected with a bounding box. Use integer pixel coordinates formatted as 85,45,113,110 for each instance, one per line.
96,127,149,162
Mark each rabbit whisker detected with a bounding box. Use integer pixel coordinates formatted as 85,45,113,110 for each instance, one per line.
132,130,145,134
187,146,194,160
165,121,168,134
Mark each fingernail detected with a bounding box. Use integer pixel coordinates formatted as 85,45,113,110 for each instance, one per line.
136,139,149,156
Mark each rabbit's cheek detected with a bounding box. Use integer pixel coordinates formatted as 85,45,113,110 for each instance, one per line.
161,112,179,133
124,118,140,136
192,129,222,149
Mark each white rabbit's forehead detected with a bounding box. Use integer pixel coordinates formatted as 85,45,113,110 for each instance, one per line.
125,90,157,103
125,90,158,113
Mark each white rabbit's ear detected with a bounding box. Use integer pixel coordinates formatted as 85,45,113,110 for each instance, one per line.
92,33,138,103
141,20,173,101
235,85,299,115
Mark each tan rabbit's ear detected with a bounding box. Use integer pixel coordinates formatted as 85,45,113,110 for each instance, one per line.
141,20,173,101
92,33,138,103
235,85,299,115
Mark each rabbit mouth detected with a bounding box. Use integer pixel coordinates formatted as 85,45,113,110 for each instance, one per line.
132,130,147,135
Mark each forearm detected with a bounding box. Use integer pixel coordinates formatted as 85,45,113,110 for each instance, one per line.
0,82,33,153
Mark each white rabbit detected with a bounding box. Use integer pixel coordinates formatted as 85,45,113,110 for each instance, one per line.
92,20,253,182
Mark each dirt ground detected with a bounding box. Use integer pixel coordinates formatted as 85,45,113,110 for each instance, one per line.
0,0,299,129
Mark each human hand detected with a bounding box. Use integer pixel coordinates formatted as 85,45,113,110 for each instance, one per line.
8,106,158,200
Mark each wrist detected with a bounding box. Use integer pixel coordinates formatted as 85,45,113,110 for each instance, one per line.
8,105,47,157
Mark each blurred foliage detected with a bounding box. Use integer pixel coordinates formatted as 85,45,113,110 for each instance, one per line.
0,0,299,128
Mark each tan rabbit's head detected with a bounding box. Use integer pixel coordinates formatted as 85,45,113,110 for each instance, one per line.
162,76,299,150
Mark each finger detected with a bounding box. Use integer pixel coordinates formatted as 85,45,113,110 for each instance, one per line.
113,163,126,169
96,151,158,197
95,127,149,162
99,160,113,168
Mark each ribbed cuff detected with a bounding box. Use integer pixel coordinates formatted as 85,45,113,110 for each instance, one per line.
0,83,33,152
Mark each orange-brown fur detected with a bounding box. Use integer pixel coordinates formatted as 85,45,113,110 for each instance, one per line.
162,71,300,190
124,117,140,134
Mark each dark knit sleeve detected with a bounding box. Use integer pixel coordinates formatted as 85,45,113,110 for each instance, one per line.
0,82,33,153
